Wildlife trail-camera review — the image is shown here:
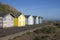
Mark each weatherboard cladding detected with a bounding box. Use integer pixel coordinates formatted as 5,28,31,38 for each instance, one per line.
33,16,37,24
33,16,39,24
0,17,3,27
3,14,14,27
25,15,34,25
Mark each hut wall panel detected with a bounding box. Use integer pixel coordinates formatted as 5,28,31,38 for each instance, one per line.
36,17,39,24
39,18,42,23
0,17,3,28
28,16,34,25
18,15,26,27
3,14,14,28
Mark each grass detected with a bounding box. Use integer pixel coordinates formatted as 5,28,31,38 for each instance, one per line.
33,23,60,40
53,22,60,28
8,22,60,40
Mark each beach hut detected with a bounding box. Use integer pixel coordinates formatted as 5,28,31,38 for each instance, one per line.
25,15,34,25
0,12,14,28
39,17,43,24
18,14,26,27
33,16,39,24
13,13,26,27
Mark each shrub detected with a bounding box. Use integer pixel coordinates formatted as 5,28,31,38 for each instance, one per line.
53,22,60,28
40,26,56,34
34,36,40,40
34,35,50,40
34,29,40,34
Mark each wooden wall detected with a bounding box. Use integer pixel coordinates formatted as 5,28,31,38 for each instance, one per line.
0,17,3,28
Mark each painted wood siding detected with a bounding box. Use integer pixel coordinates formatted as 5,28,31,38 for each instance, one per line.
36,17,39,24
39,18,42,24
18,15,26,27
3,14,14,28
14,18,18,27
0,17,3,28
34,18,36,24
26,18,28,25
28,16,34,25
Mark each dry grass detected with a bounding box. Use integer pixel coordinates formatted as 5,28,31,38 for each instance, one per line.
9,25,60,40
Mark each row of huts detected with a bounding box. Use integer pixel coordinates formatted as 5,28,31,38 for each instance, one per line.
0,12,43,28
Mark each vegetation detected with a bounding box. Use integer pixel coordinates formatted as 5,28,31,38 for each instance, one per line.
40,26,56,34
33,22,60,40
1,2,60,40
33,26,57,40
0,3,20,14
53,22,60,28
8,22,60,40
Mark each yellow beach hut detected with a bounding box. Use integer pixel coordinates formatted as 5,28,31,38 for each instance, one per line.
18,14,26,27
11,13,26,27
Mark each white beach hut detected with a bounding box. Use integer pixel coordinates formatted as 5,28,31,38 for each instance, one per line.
25,15,34,25
0,12,14,28
39,17,43,24
33,16,39,24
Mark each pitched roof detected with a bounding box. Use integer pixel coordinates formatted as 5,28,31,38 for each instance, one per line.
9,10,22,18
0,12,14,17
0,12,8,17
0,10,22,17
33,16,37,19
39,16,43,19
24,15,31,18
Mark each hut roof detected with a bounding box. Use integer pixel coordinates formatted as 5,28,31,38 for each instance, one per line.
9,10,22,18
24,15,31,18
0,12,8,17
39,16,43,19
33,16,37,19
0,11,22,17
1,7,22,17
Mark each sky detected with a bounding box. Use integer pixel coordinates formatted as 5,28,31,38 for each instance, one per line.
0,0,60,20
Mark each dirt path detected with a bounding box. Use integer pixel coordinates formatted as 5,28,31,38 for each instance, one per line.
0,23,51,40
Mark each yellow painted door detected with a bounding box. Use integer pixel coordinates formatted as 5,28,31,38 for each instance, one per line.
14,18,18,27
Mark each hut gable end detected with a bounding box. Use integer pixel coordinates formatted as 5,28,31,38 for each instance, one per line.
3,14,14,27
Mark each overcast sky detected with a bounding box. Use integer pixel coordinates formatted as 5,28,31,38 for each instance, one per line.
0,0,60,20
